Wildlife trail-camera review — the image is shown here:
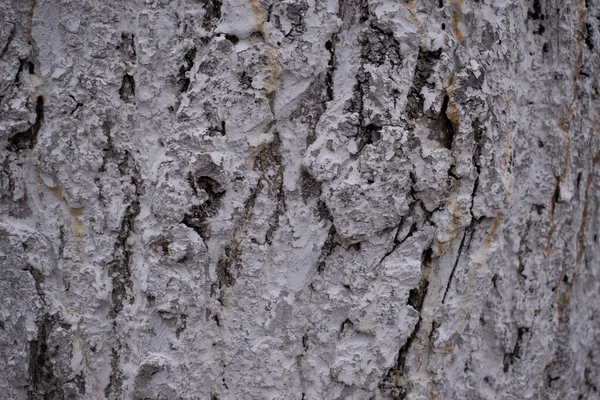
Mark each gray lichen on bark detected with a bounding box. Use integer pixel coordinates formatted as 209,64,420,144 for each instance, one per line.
1,0,600,399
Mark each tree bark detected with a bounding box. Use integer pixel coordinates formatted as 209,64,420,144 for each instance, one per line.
1,0,600,399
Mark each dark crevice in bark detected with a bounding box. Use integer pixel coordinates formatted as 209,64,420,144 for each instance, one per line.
299,167,321,202
202,0,223,31
382,247,433,397
585,22,594,51
213,138,285,291
108,151,142,318
7,95,43,152
0,24,15,57
527,0,544,21
302,333,309,351
325,40,335,101
183,174,226,240
425,94,456,150
27,315,66,400
119,74,136,103
406,48,442,120
118,32,136,61
503,327,529,373
22,263,45,304
293,74,331,147
317,224,337,274
345,67,374,153
517,217,533,279
178,47,197,92
361,22,403,68
67,94,83,115
12,58,35,88
255,133,285,245
105,347,124,399
338,318,354,337
377,210,419,267
224,34,239,44
442,228,468,304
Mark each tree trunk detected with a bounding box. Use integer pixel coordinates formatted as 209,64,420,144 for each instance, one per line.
1,0,600,398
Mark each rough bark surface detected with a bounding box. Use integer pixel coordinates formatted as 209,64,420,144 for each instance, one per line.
1,0,600,399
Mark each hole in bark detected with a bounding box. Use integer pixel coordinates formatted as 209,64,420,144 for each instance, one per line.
224,34,239,44
119,74,135,103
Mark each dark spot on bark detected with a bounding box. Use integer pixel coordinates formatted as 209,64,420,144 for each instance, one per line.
533,24,545,35
119,74,135,103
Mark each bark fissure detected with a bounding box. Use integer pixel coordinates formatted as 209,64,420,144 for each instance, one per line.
383,247,433,395
27,316,66,400
442,228,468,304
7,95,44,152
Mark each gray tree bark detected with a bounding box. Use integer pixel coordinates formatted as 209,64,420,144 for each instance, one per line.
1,0,600,399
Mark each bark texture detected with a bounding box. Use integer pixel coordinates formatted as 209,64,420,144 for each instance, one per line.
1,0,600,399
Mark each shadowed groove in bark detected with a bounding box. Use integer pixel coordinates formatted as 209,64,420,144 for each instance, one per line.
27,316,66,400
183,174,226,240
108,150,142,318
381,247,433,397
119,74,135,103
442,228,468,304
178,47,197,93
7,96,43,152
